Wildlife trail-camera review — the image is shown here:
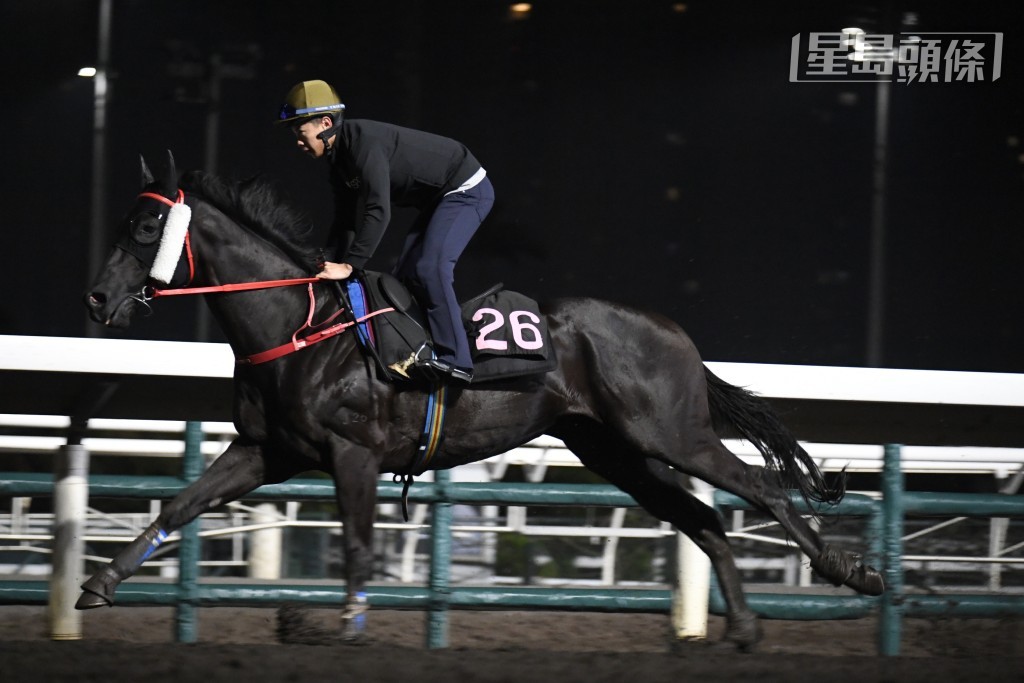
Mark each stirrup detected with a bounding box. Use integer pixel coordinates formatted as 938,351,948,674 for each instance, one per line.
416,357,473,383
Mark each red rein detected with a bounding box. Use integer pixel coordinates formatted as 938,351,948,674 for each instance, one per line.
237,292,393,366
141,189,393,366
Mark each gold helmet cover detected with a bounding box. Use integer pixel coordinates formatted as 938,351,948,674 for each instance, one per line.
276,80,346,124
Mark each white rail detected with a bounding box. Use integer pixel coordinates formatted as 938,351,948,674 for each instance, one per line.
4,417,1023,477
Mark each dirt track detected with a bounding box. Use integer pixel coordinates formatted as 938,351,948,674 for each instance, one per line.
1,606,1022,682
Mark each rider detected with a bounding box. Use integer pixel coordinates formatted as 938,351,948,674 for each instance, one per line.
276,79,494,384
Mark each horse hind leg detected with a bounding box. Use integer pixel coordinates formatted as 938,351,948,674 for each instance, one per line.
76,440,289,610
556,423,762,651
666,439,883,596
655,474,763,650
672,499,762,650
582,329,883,596
602,410,882,593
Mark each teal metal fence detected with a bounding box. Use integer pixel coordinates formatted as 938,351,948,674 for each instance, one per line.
1,433,1023,654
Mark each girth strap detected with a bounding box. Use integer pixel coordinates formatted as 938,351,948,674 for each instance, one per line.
395,383,449,521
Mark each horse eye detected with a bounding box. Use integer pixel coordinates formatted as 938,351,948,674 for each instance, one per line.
131,217,162,245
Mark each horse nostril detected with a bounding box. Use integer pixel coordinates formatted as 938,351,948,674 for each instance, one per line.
87,292,107,307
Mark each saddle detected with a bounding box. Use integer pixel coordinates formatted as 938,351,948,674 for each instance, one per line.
344,270,557,384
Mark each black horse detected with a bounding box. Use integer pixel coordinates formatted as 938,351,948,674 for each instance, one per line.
79,153,883,649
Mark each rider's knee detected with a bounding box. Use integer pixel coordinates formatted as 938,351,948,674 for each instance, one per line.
413,257,453,288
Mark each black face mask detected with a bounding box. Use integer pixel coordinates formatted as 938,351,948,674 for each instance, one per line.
113,196,191,287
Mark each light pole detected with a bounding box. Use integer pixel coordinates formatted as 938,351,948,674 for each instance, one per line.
167,45,258,341
866,74,890,368
843,27,901,368
85,0,112,338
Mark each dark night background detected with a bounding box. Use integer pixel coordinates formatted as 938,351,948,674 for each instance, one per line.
2,1,1022,372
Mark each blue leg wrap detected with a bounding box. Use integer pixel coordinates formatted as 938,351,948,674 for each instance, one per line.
138,528,168,565
341,591,369,641
351,591,367,633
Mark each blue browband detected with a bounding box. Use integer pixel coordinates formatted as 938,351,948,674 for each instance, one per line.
280,102,346,120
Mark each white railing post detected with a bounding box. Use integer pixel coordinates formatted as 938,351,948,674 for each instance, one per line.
672,480,714,640
600,507,626,585
248,503,282,580
48,444,89,640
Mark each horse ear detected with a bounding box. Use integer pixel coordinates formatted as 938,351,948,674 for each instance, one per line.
163,149,178,195
140,155,155,187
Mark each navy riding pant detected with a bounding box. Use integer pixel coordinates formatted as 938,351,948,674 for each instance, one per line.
395,176,494,370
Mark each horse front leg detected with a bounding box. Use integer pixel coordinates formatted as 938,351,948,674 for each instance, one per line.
76,440,281,609
327,441,380,643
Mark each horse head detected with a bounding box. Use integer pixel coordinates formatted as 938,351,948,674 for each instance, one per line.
85,151,190,328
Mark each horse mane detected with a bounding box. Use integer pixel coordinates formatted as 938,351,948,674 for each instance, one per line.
179,170,319,270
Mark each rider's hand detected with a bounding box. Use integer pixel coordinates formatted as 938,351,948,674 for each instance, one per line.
316,261,354,280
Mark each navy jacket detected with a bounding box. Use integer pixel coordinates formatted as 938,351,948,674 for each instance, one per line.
327,119,481,269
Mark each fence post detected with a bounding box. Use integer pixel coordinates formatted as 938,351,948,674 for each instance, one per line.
48,444,90,640
176,421,204,643
672,481,714,640
426,470,453,649
879,443,904,656
250,504,282,579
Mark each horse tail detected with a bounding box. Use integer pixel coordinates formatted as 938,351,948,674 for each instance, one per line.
703,366,845,508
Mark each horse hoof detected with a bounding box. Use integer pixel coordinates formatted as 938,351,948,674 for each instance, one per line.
723,611,762,652
341,629,370,646
812,544,885,596
845,563,885,596
75,589,112,610
339,594,369,644
75,567,119,610
340,614,369,645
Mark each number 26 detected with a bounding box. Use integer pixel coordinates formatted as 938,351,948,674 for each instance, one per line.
473,308,544,351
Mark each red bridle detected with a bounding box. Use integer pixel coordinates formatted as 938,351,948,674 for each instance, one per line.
133,189,393,365
138,190,195,286
138,189,322,297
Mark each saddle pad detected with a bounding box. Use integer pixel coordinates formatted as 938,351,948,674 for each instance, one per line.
350,271,556,384
461,289,558,382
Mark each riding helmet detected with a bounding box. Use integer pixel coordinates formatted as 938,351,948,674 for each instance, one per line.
276,80,346,124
